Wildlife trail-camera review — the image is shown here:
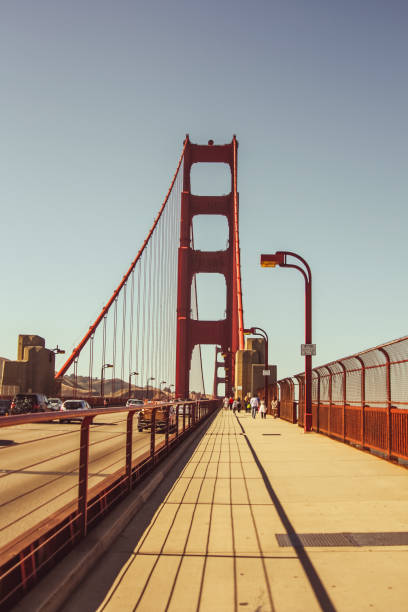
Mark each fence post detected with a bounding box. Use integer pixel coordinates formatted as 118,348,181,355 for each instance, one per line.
78,416,94,538
126,411,136,492
150,407,156,463
183,404,186,432
379,348,392,458
339,361,346,442
294,375,303,427
175,402,179,438
327,366,332,436
356,356,365,448
314,369,320,433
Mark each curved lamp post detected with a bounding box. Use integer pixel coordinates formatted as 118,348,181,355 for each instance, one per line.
145,376,155,401
129,371,139,398
51,345,65,356
101,363,113,398
261,251,313,432
243,327,269,409
159,380,167,399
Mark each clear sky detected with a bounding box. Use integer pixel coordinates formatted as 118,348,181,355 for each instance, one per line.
1,0,407,392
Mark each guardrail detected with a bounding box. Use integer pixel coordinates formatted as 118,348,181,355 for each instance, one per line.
0,399,220,610
277,336,408,462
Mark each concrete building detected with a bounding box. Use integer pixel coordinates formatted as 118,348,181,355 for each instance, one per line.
234,336,276,401
0,335,60,396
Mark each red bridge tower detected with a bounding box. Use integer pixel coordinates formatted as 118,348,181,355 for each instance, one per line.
175,136,244,399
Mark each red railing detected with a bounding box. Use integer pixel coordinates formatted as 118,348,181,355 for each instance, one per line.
277,336,408,461
0,399,219,610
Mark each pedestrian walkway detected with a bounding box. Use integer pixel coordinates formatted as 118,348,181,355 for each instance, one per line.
62,410,408,612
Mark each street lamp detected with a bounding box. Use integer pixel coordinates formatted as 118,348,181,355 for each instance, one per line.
261,251,313,432
49,345,65,362
51,345,65,355
101,363,113,398
145,376,155,401
159,380,166,398
168,384,174,399
129,371,139,398
243,327,269,409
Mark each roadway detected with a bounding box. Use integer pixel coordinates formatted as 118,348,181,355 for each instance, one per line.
0,409,163,550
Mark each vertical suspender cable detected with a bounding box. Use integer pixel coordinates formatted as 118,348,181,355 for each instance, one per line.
120,284,127,397
88,335,94,396
55,140,187,381
112,299,118,397
129,271,135,382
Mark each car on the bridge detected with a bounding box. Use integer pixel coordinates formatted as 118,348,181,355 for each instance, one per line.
125,398,144,409
59,399,91,423
137,404,176,432
10,393,49,414
0,399,11,416
48,398,63,411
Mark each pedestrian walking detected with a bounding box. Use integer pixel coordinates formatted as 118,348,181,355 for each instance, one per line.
232,398,238,413
271,398,278,418
223,397,229,410
250,394,259,419
228,396,234,410
237,396,242,413
244,393,250,413
259,399,266,419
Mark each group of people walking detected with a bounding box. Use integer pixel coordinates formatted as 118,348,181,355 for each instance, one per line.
222,393,269,419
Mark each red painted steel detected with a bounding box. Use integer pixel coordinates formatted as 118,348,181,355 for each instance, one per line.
78,416,93,537
277,335,408,462
213,346,226,398
278,378,297,423
261,251,312,430
175,136,244,399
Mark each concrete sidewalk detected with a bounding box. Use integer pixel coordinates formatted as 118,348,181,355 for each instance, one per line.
61,410,408,612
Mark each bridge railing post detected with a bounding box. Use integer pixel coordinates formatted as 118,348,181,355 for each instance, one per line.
126,411,136,492
150,407,156,463
183,404,186,432
165,406,170,453
175,402,179,438
379,347,392,459
78,416,94,538
356,356,366,448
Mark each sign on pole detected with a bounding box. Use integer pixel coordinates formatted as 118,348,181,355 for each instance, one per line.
301,344,316,356
262,370,271,376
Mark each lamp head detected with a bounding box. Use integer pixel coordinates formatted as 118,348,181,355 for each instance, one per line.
260,252,285,268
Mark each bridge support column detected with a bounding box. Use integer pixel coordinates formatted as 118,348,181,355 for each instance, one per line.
176,136,243,399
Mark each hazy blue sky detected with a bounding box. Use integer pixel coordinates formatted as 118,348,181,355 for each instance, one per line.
1,0,407,391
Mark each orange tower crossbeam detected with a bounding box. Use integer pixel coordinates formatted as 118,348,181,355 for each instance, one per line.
175,136,244,399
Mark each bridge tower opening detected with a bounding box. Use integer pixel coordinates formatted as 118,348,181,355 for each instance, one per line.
175,136,244,399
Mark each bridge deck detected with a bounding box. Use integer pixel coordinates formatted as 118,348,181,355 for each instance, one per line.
39,411,408,611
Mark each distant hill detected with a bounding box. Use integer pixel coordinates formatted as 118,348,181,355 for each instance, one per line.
61,373,159,399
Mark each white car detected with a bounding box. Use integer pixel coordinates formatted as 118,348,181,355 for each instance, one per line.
60,399,91,423
126,398,144,409
48,398,63,411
